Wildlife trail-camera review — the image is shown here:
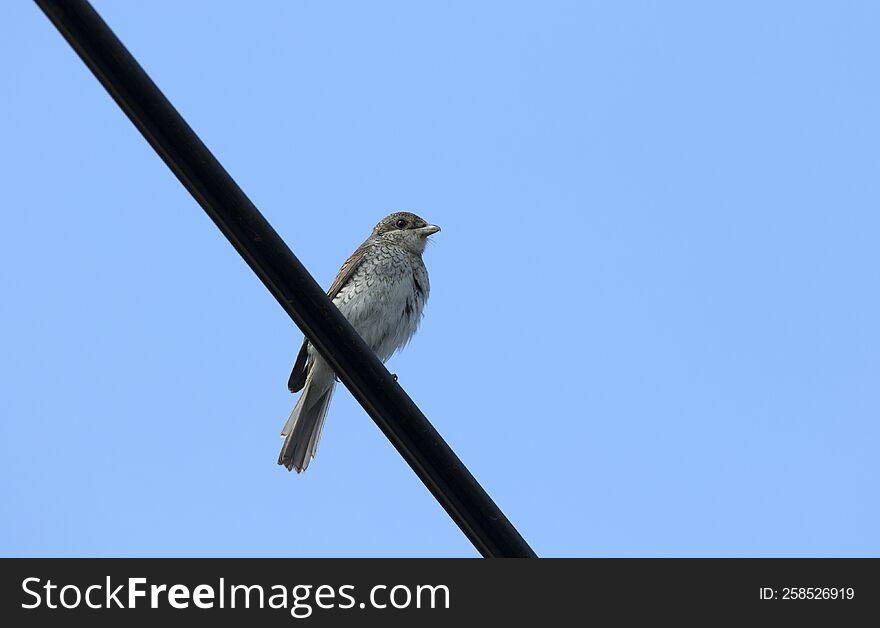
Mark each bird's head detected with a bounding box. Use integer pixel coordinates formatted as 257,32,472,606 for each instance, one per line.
372,211,440,254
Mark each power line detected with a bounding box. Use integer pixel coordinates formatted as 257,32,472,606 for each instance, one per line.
35,0,537,558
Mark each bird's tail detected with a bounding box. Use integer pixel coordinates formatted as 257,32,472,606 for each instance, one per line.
278,363,336,473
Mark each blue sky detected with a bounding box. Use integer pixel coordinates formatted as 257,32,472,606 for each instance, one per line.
2,1,878,557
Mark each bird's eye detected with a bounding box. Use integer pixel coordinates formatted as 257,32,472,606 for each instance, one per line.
395,218,408,229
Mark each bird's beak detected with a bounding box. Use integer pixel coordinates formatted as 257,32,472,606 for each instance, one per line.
417,224,441,237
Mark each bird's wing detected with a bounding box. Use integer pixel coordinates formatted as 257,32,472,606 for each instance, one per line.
326,240,373,301
287,340,311,393
287,240,373,392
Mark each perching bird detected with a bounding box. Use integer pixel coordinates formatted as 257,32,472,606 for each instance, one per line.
279,212,440,472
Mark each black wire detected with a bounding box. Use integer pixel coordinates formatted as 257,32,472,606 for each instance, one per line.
34,0,537,558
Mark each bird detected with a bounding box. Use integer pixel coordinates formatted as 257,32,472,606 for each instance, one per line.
278,211,440,472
